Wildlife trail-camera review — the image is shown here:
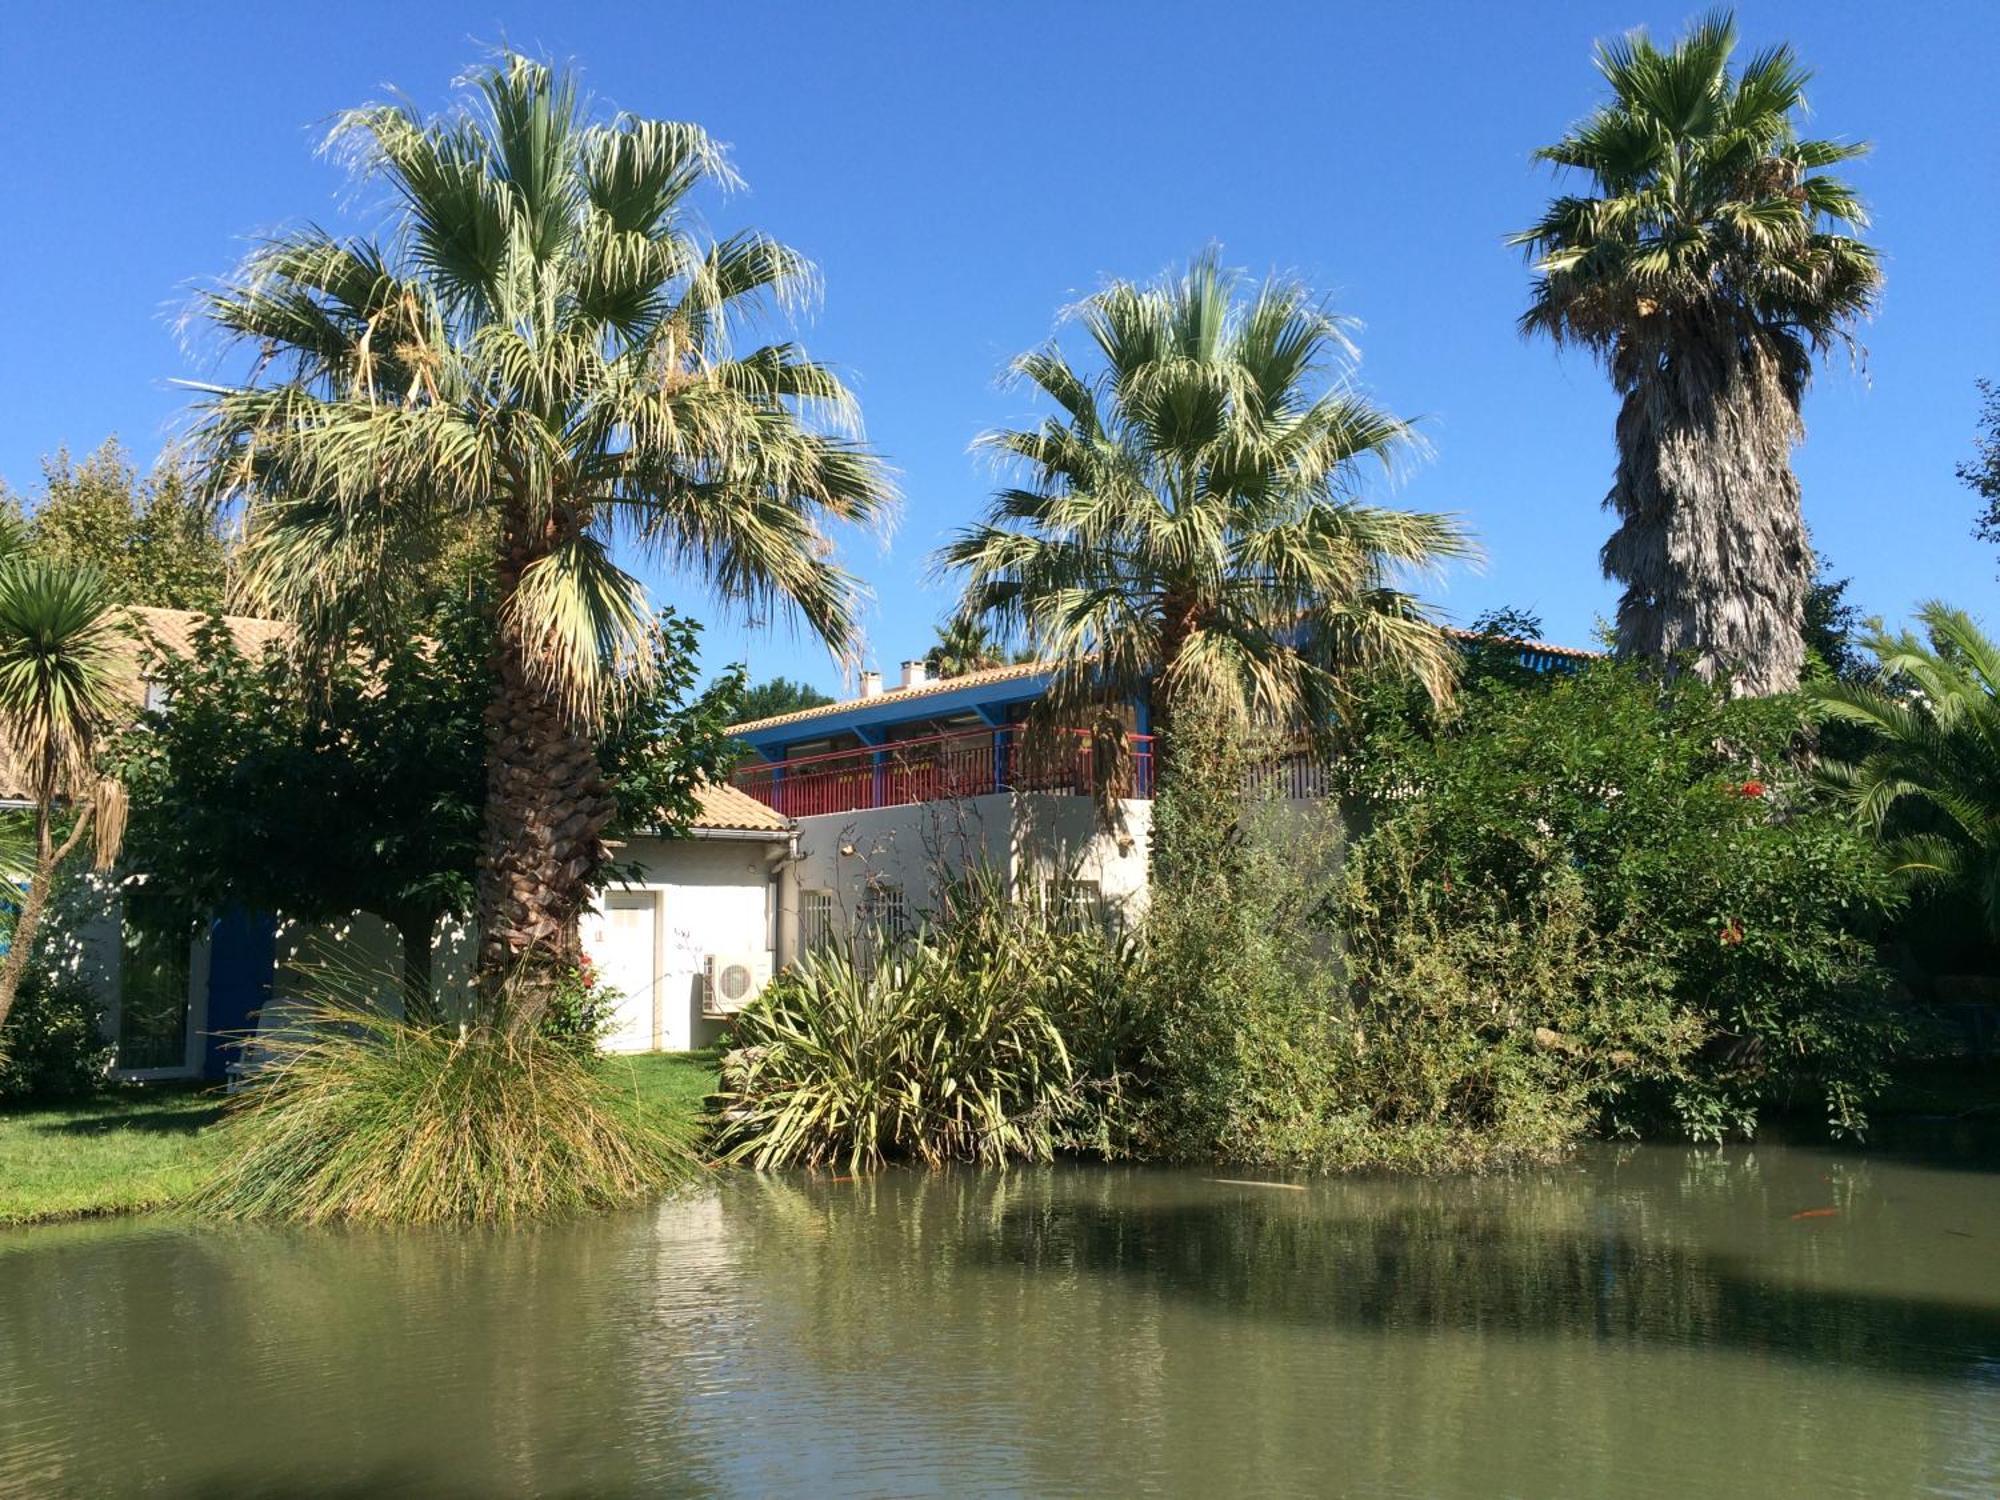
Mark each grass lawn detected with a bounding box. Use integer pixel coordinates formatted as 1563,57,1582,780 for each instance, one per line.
602,1047,724,1116
0,1084,229,1229
0,1048,723,1230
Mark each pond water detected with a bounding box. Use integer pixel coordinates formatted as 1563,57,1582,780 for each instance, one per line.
2,1142,1998,1497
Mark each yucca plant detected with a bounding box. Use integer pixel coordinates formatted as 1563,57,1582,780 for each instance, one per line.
0,548,128,1033
187,55,891,1015
1813,601,2000,938
717,889,1133,1172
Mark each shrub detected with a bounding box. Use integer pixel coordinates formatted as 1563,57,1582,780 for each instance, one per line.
1137,717,1607,1172
0,968,111,1104
196,997,701,1225
1336,828,1695,1165
717,885,1137,1171
538,956,619,1057
1343,660,1906,1139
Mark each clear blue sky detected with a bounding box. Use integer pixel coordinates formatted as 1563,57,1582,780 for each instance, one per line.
4,1,1995,694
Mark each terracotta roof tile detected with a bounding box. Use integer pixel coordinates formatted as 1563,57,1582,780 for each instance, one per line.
689,780,791,833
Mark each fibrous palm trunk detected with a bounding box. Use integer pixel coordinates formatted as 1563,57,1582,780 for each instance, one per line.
473,559,617,1017
1601,325,1809,697
0,789,94,1034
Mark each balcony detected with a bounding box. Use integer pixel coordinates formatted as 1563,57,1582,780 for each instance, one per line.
730,725,1156,819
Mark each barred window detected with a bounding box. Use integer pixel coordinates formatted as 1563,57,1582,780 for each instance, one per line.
800,889,837,956
1041,879,1104,931
858,883,909,941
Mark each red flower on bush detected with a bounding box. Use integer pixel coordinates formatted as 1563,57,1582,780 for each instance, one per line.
1738,780,1766,798
1718,917,1745,947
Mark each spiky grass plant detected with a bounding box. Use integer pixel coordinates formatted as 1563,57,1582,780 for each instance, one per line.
197,999,702,1226
717,882,1138,1173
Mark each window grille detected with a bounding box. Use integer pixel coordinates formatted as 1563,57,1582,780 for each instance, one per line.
800,889,838,956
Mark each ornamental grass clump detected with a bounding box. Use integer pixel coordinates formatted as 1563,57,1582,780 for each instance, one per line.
196,995,700,1226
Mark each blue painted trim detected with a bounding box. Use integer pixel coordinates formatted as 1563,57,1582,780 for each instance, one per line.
736,673,1057,754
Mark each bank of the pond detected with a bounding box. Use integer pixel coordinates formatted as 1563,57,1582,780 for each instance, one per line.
4,1050,1992,1230
0,1051,722,1229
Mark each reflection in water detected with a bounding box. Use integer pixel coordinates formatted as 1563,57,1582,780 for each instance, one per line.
0,1145,1996,1498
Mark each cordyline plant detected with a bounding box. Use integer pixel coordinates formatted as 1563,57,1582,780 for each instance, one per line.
939,251,1472,794
1515,10,1880,696
185,56,890,1020
0,522,128,1033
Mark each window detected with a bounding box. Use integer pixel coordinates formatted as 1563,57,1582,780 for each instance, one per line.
117,886,190,1070
800,889,837,956
858,883,908,941
1041,879,1104,932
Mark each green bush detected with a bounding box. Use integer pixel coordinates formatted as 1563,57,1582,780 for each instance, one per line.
1343,660,1906,1139
717,885,1138,1171
0,968,111,1104
196,998,701,1225
538,957,620,1056
1136,716,1602,1171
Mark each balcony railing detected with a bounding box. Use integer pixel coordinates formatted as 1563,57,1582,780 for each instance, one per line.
731,725,1156,819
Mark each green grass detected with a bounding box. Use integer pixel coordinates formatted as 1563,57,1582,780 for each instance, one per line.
602,1047,725,1118
0,1049,722,1230
0,1084,230,1228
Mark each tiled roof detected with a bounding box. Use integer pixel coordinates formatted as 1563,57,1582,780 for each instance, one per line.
0,607,295,800
689,780,791,833
726,629,1601,735
125,606,291,668
1440,626,1600,662
727,659,1049,734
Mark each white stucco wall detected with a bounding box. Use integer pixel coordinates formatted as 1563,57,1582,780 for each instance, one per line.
787,791,1152,937
584,835,782,1052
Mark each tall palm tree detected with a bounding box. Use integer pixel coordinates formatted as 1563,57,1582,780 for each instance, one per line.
1515,11,1879,696
0,551,127,1033
188,57,890,1008
938,252,1473,781
1812,602,2000,938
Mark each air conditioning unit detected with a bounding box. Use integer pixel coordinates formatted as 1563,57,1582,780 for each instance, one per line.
703,951,771,1017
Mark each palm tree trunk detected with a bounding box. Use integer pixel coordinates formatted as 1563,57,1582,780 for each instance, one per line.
1144,596,1206,877
472,559,617,1021
1149,594,1203,796
0,796,92,1035
1602,328,1810,697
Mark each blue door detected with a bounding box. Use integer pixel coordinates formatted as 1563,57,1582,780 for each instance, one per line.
202,910,276,1079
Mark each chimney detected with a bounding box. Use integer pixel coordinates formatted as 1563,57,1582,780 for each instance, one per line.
900,660,928,689
859,670,883,699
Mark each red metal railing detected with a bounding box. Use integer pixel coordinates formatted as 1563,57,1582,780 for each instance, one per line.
731,725,1156,819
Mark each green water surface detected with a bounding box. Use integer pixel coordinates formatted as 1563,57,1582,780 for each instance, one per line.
2,1142,1996,1497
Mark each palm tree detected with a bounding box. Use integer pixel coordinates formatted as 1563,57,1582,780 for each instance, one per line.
937,252,1473,783
924,616,1006,680
0,550,127,1033
188,56,890,1009
1515,11,1880,696
1812,602,2000,938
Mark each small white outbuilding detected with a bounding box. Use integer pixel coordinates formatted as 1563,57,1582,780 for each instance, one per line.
581,781,797,1052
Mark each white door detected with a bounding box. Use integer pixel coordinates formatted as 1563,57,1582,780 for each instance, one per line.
584,891,659,1053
